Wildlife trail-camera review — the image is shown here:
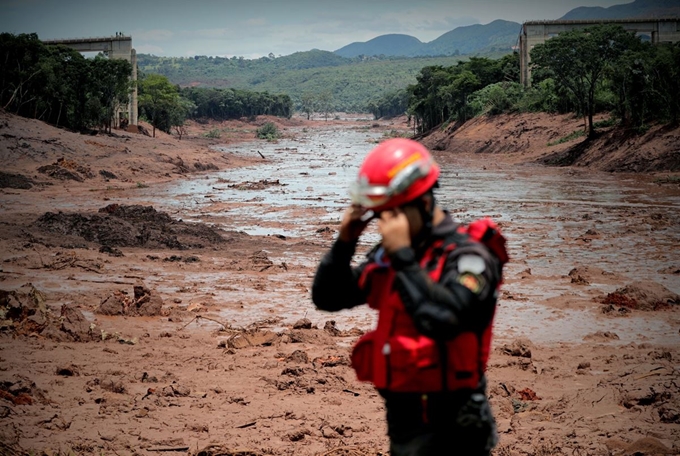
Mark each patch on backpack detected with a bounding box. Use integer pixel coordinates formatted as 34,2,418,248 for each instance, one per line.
458,272,484,294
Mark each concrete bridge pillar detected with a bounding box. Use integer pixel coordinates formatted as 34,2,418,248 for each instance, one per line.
130,49,138,125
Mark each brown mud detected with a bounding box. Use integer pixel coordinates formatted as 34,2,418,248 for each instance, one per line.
0,110,679,456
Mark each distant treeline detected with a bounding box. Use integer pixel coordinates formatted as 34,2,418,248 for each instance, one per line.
179,87,292,120
137,51,479,113
0,33,293,135
0,33,131,132
399,25,680,135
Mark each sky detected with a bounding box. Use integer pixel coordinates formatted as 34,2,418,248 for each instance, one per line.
0,0,629,59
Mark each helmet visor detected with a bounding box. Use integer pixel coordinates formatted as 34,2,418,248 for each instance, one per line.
349,182,390,208
349,159,432,209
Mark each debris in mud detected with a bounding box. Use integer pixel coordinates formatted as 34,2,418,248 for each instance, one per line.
323,320,342,336
601,281,679,311
35,204,225,249
583,331,620,341
191,444,262,456
517,388,541,401
228,179,285,190
497,338,533,358
624,437,673,455
98,282,164,316
567,265,616,285
601,303,632,315
45,251,103,272
0,375,50,406
59,304,96,341
226,330,278,349
56,364,80,376
194,161,219,171
99,245,124,257
0,283,47,327
163,255,200,263
293,318,312,329
38,157,94,182
246,250,278,271
0,283,84,339
569,267,590,285
285,350,309,364
0,171,33,189
313,355,351,368
99,169,117,179
659,266,680,275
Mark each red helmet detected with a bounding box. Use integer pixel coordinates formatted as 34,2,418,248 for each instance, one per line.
350,138,440,212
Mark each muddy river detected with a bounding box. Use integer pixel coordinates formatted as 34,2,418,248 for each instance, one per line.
126,126,677,346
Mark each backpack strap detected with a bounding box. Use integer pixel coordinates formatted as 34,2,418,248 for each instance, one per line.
463,218,509,266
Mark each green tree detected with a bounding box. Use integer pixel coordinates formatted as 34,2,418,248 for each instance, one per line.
317,91,333,121
530,24,640,137
88,55,132,133
300,92,317,120
138,74,182,137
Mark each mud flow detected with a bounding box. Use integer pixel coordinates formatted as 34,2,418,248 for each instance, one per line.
2,115,679,456
122,126,680,345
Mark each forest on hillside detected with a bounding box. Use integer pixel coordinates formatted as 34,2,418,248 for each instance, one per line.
2,26,678,141
407,25,680,136
136,51,501,113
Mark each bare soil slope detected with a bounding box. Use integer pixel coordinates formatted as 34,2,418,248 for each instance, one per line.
422,112,680,173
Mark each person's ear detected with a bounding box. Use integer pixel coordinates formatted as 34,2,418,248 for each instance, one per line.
422,193,433,212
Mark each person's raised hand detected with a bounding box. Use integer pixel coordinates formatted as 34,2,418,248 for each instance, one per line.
377,209,411,254
338,205,371,243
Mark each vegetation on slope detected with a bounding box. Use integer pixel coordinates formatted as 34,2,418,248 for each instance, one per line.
406,25,680,136
136,51,500,113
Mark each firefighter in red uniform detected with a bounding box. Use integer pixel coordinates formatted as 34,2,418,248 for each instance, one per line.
312,138,505,455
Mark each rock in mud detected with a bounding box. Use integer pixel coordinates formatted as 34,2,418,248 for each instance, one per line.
99,169,117,179
601,281,680,311
133,283,164,316
59,304,94,341
292,318,312,329
0,283,47,321
583,331,620,341
38,157,94,182
0,171,33,189
323,320,341,336
35,204,225,249
98,290,133,316
227,330,278,349
285,350,309,364
624,437,673,455
498,338,534,358
98,283,164,317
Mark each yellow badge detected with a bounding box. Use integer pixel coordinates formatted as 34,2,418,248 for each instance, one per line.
458,273,483,294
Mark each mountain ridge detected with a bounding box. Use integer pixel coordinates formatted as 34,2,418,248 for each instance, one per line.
334,0,680,58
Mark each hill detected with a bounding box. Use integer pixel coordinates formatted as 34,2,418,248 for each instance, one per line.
136,52,488,112
334,0,679,59
334,34,424,58
560,0,680,20
335,20,520,58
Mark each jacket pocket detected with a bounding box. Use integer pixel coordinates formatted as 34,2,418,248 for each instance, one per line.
388,334,441,392
351,330,376,383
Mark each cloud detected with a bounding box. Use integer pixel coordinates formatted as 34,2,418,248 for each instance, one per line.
135,44,165,55
132,29,174,42
245,18,267,27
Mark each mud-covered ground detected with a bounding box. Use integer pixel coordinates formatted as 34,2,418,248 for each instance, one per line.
0,111,679,456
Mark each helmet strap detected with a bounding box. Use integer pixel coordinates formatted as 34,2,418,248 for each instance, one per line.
411,189,435,250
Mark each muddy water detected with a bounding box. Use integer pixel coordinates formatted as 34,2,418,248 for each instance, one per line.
144,127,680,345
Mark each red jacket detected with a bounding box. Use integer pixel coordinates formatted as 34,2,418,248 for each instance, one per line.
350,235,495,392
